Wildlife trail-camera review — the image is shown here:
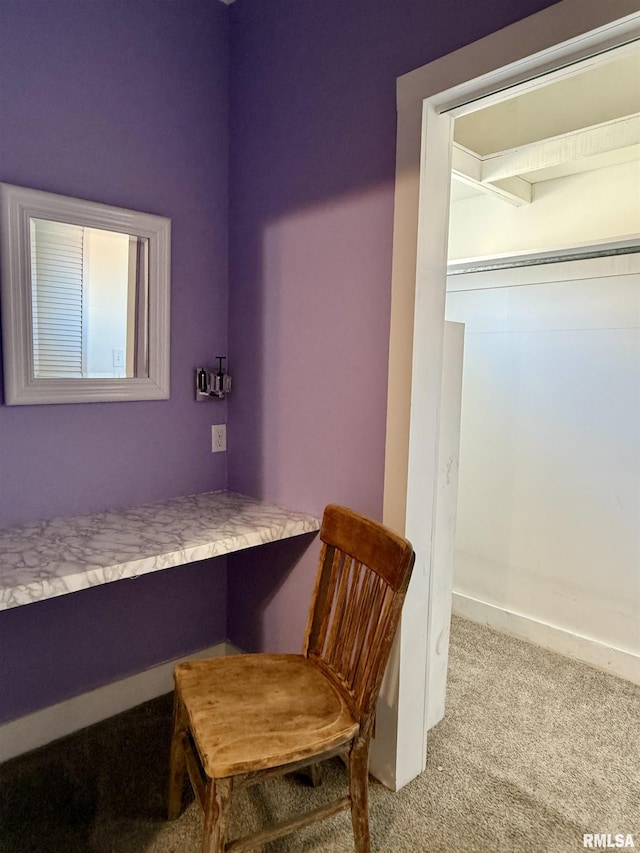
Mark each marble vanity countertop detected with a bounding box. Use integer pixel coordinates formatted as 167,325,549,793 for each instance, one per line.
0,491,321,611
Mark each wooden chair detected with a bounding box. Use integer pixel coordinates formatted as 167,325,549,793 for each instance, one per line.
167,504,415,852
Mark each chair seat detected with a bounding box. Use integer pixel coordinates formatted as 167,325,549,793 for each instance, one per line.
175,653,359,779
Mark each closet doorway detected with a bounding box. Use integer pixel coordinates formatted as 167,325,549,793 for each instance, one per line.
375,0,640,791
445,45,640,680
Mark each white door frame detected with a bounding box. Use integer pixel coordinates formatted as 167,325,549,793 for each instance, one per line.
374,0,640,791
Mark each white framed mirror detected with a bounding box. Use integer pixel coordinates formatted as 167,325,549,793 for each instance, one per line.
0,183,170,405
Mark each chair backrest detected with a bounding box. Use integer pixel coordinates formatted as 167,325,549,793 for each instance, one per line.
303,504,415,727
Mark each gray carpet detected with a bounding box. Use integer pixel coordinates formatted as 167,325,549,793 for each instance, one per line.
1,616,638,852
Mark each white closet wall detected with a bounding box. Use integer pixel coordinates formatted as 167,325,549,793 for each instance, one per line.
445,255,640,680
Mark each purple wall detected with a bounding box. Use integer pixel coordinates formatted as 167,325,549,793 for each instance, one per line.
0,0,230,526
0,0,567,723
226,0,563,653
0,560,226,724
0,0,230,721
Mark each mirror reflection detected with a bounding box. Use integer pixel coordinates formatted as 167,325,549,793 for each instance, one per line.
30,219,149,380
1,183,170,405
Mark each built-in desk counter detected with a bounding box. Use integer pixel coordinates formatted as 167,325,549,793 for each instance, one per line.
0,491,321,611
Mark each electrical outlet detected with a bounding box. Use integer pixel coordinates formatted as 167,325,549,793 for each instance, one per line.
212,424,227,453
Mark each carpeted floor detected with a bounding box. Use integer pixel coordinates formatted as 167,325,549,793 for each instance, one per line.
1,616,638,852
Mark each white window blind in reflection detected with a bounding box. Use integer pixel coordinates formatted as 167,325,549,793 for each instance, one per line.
31,219,85,378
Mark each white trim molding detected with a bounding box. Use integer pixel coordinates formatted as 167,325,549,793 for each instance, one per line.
452,593,640,686
380,0,640,792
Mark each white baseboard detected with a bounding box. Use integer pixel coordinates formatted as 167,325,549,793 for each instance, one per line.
0,641,242,764
452,592,640,686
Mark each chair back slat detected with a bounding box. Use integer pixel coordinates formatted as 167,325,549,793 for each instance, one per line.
303,505,415,720
339,564,370,683
330,558,361,675
325,552,352,665
306,542,339,654
351,574,388,698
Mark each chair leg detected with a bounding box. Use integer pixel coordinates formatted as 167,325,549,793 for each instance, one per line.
298,761,324,787
348,740,371,853
202,777,232,853
168,697,187,820
308,761,324,787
